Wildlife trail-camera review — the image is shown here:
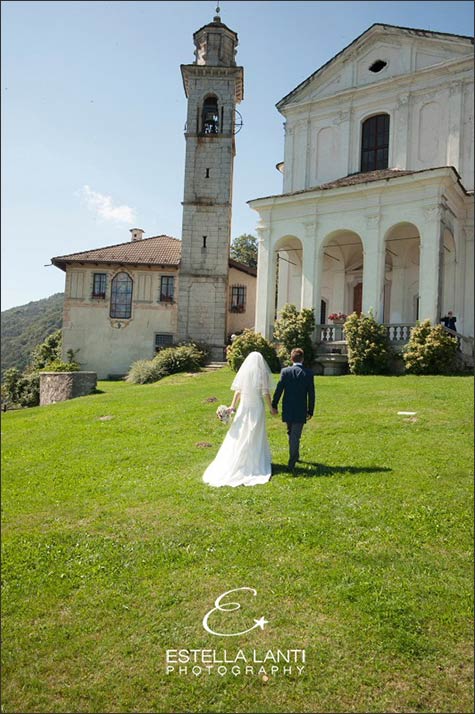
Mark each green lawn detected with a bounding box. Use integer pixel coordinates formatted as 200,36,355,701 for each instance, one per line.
1,370,473,713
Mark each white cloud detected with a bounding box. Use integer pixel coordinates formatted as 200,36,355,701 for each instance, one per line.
78,185,136,224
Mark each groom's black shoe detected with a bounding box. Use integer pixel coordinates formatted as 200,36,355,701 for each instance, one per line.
288,460,296,473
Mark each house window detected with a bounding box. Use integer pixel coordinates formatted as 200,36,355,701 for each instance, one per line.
202,95,219,134
110,272,133,319
92,273,107,299
230,285,246,313
361,113,389,172
160,276,175,303
155,333,173,352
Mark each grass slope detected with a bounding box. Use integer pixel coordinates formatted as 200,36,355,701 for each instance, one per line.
1,370,473,713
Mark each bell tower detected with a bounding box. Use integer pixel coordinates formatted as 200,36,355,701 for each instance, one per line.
177,10,244,359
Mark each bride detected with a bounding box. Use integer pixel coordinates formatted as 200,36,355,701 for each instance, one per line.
202,351,276,488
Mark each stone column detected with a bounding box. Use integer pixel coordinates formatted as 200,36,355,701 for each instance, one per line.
301,220,317,309
255,223,276,339
362,213,385,321
418,205,443,324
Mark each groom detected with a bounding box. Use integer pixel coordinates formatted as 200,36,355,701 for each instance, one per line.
271,347,315,471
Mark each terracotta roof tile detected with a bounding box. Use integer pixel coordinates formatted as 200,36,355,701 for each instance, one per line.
52,235,181,270
51,235,257,276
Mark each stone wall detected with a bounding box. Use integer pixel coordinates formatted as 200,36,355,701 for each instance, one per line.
40,372,97,406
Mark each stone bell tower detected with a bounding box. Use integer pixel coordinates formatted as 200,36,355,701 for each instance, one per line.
177,10,244,359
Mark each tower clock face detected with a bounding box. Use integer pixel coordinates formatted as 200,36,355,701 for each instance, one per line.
233,109,243,134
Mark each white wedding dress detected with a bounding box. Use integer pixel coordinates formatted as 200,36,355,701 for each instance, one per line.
203,352,273,488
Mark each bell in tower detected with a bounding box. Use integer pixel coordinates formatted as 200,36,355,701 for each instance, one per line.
177,10,244,359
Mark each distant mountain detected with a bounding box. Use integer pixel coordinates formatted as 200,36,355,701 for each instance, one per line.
1,293,64,377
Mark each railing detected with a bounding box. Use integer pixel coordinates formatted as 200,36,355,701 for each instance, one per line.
316,323,416,344
316,324,346,342
384,323,415,343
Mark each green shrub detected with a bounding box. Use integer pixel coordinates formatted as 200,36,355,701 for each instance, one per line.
126,359,165,384
344,311,391,375
403,321,458,375
40,360,80,372
2,368,40,408
17,372,40,407
153,344,206,375
226,329,280,372
273,304,315,366
126,343,206,384
2,368,23,405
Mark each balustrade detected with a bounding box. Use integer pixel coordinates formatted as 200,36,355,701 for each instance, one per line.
316,323,416,344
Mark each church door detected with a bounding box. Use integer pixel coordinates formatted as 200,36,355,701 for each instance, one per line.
353,283,362,314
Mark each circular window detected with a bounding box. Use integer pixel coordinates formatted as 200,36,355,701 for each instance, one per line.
369,60,387,73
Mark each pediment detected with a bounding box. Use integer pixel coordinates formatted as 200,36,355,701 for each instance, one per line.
277,24,473,110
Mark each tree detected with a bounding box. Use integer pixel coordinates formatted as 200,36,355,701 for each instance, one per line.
29,329,62,371
230,234,258,268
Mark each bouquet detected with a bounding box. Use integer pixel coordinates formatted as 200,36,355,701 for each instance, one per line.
216,405,234,424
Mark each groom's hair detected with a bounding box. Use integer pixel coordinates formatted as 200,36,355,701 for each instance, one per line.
291,348,304,363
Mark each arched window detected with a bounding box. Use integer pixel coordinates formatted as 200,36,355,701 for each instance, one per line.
361,113,389,172
110,272,133,319
202,95,219,134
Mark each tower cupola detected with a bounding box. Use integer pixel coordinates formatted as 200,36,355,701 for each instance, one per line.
193,12,238,67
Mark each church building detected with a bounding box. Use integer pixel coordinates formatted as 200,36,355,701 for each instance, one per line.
249,24,474,353
52,12,252,378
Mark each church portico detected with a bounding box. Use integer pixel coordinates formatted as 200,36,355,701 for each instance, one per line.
250,166,471,343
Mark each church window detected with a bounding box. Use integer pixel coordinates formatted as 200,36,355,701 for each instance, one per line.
205,168,210,178
160,276,175,303
230,285,246,313
369,59,387,73
361,113,389,172
202,236,207,248
110,272,133,319
92,272,107,299
202,95,219,134
155,333,174,352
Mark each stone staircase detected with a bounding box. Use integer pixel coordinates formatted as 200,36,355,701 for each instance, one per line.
202,361,228,372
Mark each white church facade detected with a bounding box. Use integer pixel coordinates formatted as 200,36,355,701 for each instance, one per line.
249,24,474,349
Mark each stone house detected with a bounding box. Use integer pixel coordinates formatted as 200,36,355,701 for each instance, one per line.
249,24,474,361
52,230,256,379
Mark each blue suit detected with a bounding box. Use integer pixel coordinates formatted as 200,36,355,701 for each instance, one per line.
272,363,315,469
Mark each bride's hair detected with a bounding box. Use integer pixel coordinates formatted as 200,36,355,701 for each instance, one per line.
231,351,273,394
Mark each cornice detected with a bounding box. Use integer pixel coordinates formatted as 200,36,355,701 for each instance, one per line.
248,167,469,210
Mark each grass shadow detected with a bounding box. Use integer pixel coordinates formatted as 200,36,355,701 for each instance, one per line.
272,461,392,478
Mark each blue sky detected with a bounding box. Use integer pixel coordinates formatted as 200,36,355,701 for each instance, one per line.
2,0,473,310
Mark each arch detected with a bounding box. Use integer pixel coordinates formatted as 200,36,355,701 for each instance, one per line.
273,235,303,314
110,271,133,319
317,229,364,322
201,94,220,134
360,112,390,172
383,222,421,323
